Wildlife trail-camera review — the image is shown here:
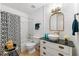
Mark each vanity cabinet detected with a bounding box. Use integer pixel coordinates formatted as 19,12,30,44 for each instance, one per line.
40,40,73,56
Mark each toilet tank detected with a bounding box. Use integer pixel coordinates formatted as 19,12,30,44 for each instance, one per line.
31,35,41,43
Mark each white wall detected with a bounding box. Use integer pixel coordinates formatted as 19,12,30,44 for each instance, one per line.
28,6,44,38
21,17,28,50
0,4,28,51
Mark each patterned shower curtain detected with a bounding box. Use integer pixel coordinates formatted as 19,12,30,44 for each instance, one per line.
0,11,21,55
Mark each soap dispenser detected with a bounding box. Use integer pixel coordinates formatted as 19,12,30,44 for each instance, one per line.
44,33,48,40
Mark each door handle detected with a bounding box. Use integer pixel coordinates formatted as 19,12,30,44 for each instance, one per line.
43,52,46,55
43,41,46,44
58,53,64,56
59,46,64,49
43,47,46,49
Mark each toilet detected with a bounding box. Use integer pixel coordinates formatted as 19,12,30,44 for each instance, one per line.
25,35,41,54
26,41,36,54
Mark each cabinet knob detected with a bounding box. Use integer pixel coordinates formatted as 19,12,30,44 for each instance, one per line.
58,53,64,56
43,47,46,49
43,52,46,55
59,46,64,49
43,41,46,44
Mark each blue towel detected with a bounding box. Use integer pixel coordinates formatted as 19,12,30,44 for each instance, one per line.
72,19,78,35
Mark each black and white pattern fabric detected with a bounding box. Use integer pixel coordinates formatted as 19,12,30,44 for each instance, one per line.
0,11,21,55
0,11,8,55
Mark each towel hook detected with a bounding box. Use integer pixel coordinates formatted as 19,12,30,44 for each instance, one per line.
74,13,79,19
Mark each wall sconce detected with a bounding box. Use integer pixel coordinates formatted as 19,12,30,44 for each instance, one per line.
49,4,62,13
51,7,61,14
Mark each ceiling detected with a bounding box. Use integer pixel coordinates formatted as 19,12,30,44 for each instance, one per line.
2,3,44,14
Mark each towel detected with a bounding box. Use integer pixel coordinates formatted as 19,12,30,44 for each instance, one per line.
72,19,78,35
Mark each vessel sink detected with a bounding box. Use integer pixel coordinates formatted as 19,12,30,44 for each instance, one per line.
48,34,59,41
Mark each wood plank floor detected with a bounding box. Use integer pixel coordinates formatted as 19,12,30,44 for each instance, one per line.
19,49,40,56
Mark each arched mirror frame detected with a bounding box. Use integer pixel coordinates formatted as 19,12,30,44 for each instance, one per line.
49,12,64,31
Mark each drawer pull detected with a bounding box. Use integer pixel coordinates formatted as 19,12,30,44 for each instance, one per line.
43,41,46,43
59,46,64,49
43,47,46,49
43,52,46,55
58,53,64,56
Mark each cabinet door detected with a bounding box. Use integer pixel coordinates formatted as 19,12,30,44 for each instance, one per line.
40,40,72,55
40,40,72,56
40,44,71,56
40,46,52,56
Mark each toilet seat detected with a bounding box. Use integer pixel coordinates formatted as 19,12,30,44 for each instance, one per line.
26,42,36,54
26,42,36,46
25,39,39,54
